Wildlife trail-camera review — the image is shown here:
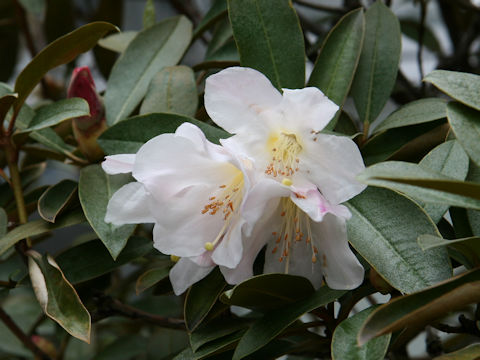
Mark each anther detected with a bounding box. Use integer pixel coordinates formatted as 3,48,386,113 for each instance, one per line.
282,178,293,186
170,255,180,262
204,242,214,251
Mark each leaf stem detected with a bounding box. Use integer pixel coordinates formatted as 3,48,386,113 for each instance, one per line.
0,306,50,360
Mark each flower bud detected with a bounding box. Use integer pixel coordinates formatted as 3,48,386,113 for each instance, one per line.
67,66,107,161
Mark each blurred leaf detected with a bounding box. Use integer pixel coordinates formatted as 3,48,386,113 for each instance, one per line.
220,273,314,311
425,70,480,111
0,208,6,237
105,16,192,125
351,1,401,124
447,102,480,167
374,98,447,133
358,161,480,210
194,0,227,38
0,93,18,125
185,268,226,332
136,265,170,295
96,335,148,360
0,162,46,208
44,0,74,43
140,66,198,117
176,330,244,360
38,179,78,223
228,0,305,89
346,187,451,294
433,344,480,359
19,0,45,16
0,209,85,256
143,0,156,28
98,113,229,155
419,141,469,222
204,38,239,63
28,128,79,160
308,8,364,129
14,22,118,115
18,98,89,133
79,165,136,259
332,306,391,360
400,20,441,54
98,31,138,53
358,268,480,345
206,17,233,58
28,251,91,343
0,1,18,82
232,287,345,360
56,236,153,284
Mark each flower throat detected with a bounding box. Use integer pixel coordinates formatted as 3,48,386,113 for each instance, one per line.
265,132,302,178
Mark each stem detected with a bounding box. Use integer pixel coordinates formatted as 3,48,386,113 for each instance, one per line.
0,307,50,359
4,143,27,225
417,0,427,91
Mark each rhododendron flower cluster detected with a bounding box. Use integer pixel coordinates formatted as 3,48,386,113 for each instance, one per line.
103,67,366,294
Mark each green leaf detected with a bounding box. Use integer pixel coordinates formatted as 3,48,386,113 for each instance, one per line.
351,1,401,124
14,22,118,115
28,128,80,161
447,102,480,167
417,234,480,267
38,179,78,223
358,268,480,345
0,93,18,123
400,20,441,54
18,98,89,133
143,0,156,28
433,344,480,360
135,265,170,295
424,70,480,111
232,286,345,360
308,8,364,129
0,208,6,237
374,98,447,133
358,161,480,210
56,236,153,284
332,306,391,360
176,330,244,360
98,113,229,155
79,164,135,259
96,335,148,360
418,141,469,222
97,31,137,53
228,0,305,89
194,0,227,38
220,273,314,311
0,209,85,256
185,268,226,332
346,187,451,294
140,66,198,117
0,162,46,207
105,16,192,125
18,0,45,16
28,250,91,343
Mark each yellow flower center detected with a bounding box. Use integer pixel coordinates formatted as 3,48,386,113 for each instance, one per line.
265,132,302,178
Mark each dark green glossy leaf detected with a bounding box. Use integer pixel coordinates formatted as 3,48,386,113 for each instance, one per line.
38,179,77,223
425,70,480,111
332,306,391,360
28,250,91,342
14,22,118,115
358,161,480,210
79,164,135,259
56,236,153,284
374,98,447,133
358,269,480,345
220,273,314,311
194,0,227,38
308,8,364,129
140,66,198,117
447,102,480,167
97,31,137,53
105,16,192,125
18,98,89,133
351,1,401,124
228,0,305,89
98,113,229,155
232,286,345,360
0,210,85,256
185,268,226,332
204,38,239,63
135,265,170,295
176,330,244,360
346,187,451,294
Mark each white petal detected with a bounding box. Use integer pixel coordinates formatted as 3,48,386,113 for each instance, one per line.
279,88,339,133
211,217,245,268
169,257,215,295
205,67,281,135
301,134,366,204
105,182,155,225
102,154,136,174
312,215,364,290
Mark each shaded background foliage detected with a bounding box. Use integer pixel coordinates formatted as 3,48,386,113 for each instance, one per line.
0,0,480,359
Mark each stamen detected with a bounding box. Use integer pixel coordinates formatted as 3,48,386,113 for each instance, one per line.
170,255,180,262
204,242,214,251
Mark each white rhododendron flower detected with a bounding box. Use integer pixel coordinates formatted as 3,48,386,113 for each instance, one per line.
102,122,266,294
205,67,367,289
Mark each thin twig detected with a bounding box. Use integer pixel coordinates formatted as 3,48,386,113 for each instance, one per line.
0,306,50,359
418,0,427,91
